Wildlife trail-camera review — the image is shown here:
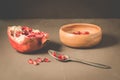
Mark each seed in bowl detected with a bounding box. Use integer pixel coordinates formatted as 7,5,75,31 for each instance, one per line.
72,31,90,35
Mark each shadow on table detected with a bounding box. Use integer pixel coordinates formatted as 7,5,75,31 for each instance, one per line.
94,34,119,49
23,40,62,55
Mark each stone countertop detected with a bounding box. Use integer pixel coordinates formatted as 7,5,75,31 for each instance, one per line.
0,19,120,80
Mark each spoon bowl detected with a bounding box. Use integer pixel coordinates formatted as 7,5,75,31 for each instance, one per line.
48,50,70,62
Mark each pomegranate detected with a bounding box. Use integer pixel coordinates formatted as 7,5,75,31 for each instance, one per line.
7,26,48,53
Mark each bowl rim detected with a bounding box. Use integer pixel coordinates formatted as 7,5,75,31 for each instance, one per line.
60,23,102,36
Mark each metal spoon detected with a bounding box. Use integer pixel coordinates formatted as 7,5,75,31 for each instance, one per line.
48,50,111,69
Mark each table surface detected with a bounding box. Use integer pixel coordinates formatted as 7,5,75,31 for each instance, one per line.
0,19,120,80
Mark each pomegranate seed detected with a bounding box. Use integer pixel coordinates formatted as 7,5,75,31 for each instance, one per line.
52,52,57,57
77,31,82,34
27,34,35,37
22,26,26,30
72,32,78,34
28,59,33,64
72,31,82,35
15,31,21,37
58,55,64,60
84,31,90,35
29,28,32,32
27,32,44,38
30,32,35,34
43,58,51,62
63,56,67,60
21,26,33,35
22,26,27,31
36,57,43,63
58,54,67,60
22,30,29,35
33,60,39,65
35,34,43,38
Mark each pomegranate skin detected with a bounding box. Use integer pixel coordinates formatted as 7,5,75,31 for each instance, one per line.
7,27,48,53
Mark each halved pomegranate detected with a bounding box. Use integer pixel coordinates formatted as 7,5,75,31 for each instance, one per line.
7,26,48,53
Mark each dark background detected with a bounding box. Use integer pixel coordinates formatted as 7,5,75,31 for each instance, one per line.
0,0,120,19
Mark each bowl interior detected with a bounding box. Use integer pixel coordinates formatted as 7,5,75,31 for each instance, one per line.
61,23,101,34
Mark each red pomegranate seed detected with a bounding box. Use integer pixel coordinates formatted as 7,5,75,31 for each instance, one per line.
21,26,33,35
84,31,90,35
30,32,35,35
33,60,39,65
72,32,78,34
28,28,32,32
57,54,67,60
27,34,35,37
58,55,64,60
36,57,43,63
22,26,29,30
63,56,67,60
22,26,26,30
28,59,33,64
43,58,51,62
22,30,29,35
77,31,82,34
15,31,22,37
72,31,82,35
35,34,43,38
52,52,57,57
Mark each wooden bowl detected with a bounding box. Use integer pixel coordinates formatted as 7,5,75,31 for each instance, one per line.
59,23,102,48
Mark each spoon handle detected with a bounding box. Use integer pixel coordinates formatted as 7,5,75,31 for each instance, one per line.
71,58,111,69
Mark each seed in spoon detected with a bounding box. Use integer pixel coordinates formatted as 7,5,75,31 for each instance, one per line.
58,54,67,60
52,52,57,57
51,52,67,61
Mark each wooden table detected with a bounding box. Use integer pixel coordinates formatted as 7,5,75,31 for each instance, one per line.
0,19,120,80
